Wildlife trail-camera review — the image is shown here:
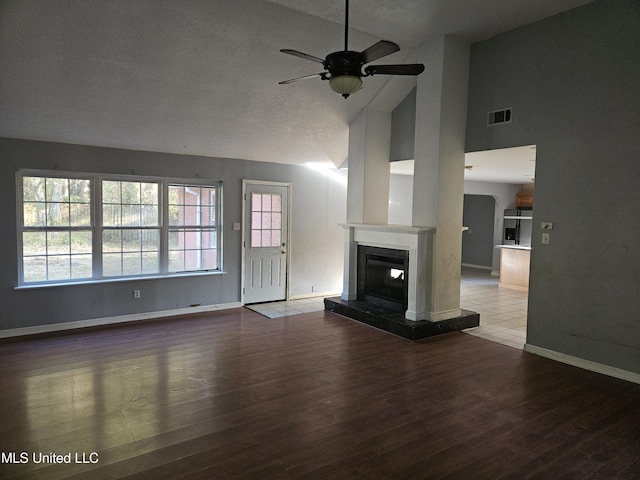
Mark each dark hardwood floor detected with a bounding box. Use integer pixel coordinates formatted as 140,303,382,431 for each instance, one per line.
0,308,639,479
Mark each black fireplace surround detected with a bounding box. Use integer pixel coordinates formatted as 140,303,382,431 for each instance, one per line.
357,245,409,313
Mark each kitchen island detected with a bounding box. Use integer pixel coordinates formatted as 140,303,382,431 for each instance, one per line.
496,245,531,291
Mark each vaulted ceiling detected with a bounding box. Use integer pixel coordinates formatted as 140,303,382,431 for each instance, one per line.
0,0,592,169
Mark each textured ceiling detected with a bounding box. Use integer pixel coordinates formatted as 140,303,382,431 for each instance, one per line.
0,0,592,170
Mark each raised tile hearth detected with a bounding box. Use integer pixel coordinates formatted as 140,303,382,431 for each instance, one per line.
324,296,479,341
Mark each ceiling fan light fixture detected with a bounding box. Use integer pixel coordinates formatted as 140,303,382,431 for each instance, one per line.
329,75,363,98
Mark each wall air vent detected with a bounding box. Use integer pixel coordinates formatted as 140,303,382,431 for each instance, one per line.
487,107,512,126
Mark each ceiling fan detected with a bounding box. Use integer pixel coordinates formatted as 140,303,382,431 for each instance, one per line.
279,0,425,98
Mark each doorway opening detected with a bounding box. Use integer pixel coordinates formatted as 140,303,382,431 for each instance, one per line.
388,145,537,349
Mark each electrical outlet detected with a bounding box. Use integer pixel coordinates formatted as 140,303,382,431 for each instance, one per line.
133,289,141,299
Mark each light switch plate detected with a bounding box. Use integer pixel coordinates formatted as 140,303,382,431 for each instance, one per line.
233,223,241,231
542,232,550,244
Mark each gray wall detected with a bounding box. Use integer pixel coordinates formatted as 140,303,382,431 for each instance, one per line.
462,195,495,269
463,180,522,273
466,0,640,373
390,88,417,162
0,138,346,331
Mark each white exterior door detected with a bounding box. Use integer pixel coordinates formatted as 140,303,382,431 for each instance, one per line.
243,181,289,304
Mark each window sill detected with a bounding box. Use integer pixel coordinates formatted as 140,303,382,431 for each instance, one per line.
14,270,227,290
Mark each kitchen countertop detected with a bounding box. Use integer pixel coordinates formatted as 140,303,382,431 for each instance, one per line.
495,244,532,251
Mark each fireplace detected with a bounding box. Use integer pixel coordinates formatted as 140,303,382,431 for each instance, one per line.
325,224,479,340
357,246,408,313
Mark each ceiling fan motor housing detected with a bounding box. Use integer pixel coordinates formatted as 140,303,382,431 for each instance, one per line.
324,51,364,78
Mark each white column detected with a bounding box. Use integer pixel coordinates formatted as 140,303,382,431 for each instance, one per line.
412,35,470,321
341,225,358,301
346,107,391,225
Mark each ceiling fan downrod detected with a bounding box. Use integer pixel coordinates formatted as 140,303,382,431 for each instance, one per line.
344,0,349,51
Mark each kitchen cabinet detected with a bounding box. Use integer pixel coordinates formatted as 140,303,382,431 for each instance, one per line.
516,193,534,208
497,245,531,291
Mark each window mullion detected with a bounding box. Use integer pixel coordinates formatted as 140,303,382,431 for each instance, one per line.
94,176,103,279
16,172,25,284
217,182,223,271
160,181,168,274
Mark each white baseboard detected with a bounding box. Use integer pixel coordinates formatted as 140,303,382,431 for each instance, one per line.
524,343,640,385
289,291,340,301
0,302,243,339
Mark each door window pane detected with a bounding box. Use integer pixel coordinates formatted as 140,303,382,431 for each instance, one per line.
250,193,283,248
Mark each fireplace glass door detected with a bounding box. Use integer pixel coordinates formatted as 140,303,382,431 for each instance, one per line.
357,246,409,312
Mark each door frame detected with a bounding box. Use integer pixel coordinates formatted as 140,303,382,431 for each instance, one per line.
241,179,292,304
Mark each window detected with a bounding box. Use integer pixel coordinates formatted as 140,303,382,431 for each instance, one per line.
102,180,160,276
18,172,222,285
22,176,93,282
168,184,218,272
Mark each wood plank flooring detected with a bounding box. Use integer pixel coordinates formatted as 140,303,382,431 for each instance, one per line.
0,308,639,479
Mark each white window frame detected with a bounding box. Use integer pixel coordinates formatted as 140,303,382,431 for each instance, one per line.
167,184,219,273
100,178,162,278
16,170,223,287
18,172,94,284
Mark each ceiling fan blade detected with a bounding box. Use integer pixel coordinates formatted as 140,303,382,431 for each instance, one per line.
359,40,400,64
364,64,425,76
279,73,325,85
280,49,325,64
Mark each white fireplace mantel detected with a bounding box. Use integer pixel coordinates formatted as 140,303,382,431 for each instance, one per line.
340,223,453,322
340,223,433,250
